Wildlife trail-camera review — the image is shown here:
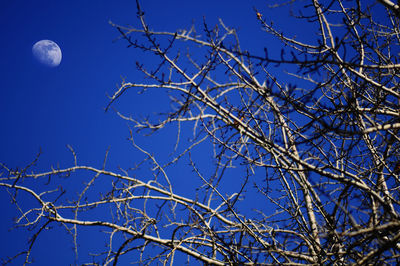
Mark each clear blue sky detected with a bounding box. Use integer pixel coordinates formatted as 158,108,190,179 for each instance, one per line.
0,0,278,168
0,0,296,264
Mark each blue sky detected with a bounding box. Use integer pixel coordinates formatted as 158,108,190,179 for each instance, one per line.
0,0,275,168
2,0,392,264
0,0,295,264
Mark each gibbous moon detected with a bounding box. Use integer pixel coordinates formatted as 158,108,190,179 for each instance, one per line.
32,40,62,67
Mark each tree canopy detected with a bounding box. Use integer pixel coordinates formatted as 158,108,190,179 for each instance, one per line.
2,0,400,264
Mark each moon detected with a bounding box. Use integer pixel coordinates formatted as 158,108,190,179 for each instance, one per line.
32,40,62,67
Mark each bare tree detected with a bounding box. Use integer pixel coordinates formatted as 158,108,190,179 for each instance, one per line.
2,0,400,264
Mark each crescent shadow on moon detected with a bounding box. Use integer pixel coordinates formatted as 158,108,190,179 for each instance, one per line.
32,40,62,67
